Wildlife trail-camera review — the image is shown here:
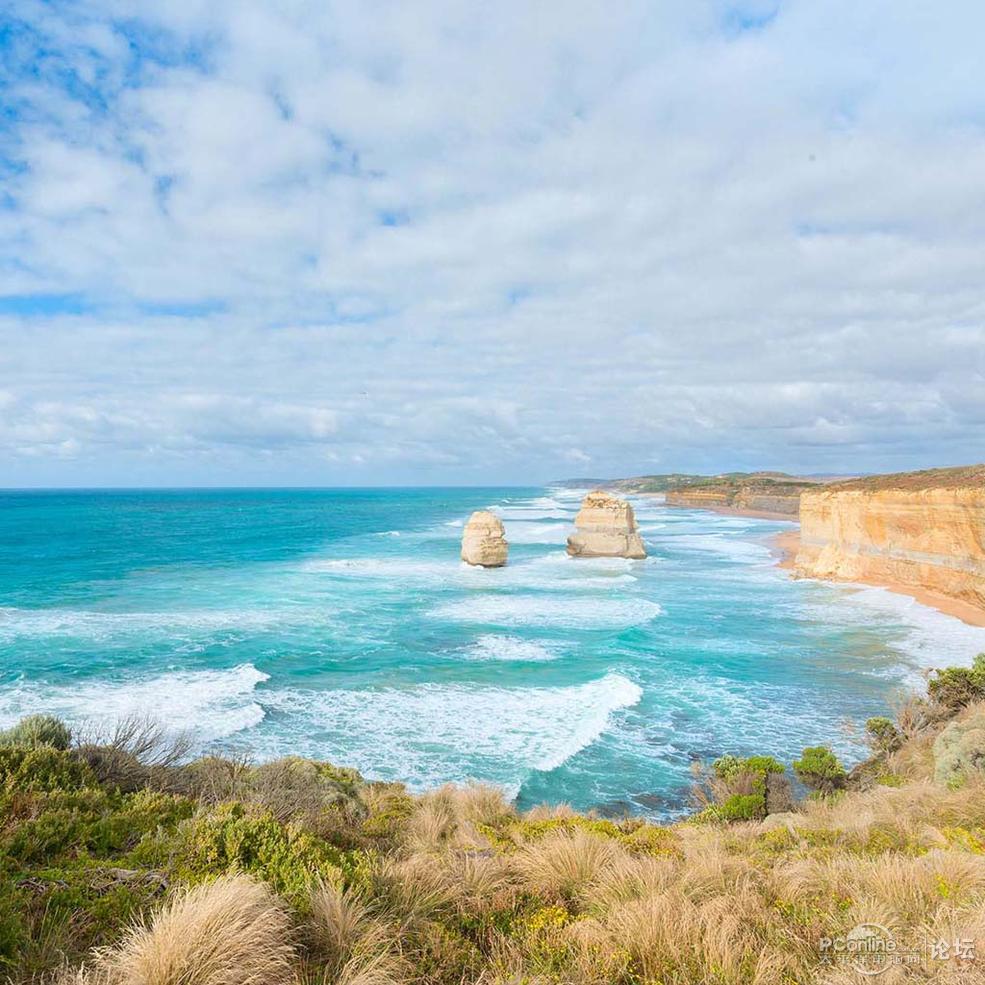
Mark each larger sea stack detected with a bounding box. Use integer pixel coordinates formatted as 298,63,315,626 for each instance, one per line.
567,490,646,559
461,510,509,567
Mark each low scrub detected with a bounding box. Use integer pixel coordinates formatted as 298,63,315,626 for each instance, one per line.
2,656,985,984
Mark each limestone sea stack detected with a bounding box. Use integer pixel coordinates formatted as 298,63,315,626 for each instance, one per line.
461,510,509,567
567,490,646,559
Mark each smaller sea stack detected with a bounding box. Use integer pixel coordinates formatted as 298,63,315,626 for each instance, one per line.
461,510,509,567
567,490,646,559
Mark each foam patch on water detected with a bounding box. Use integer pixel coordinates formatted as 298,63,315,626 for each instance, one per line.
302,557,456,579
0,663,268,742
0,606,296,641
808,583,985,672
430,595,662,629
503,521,569,545
461,635,562,662
669,534,772,563
255,673,642,792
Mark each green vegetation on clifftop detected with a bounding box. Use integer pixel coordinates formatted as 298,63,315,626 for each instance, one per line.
2,657,985,984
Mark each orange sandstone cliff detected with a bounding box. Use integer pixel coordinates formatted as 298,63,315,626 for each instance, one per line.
794,465,985,616
664,475,812,518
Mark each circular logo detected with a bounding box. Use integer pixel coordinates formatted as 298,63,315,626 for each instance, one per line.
845,923,897,976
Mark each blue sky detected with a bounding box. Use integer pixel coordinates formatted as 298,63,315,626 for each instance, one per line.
1,0,983,486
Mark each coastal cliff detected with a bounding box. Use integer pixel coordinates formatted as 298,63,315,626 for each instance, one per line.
794,465,985,618
663,474,813,518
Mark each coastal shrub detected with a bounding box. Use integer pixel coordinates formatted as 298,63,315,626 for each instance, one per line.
1,788,194,866
792,746,846,794
176,802,347,906
865,716,902,753
93,874,295,985
0,715,72,750
0,747,93,793
933,709,985,788
928,654,985,711
698,754,788,821
73,716,192,794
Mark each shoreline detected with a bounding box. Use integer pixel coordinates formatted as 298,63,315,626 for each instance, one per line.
767,528,985,629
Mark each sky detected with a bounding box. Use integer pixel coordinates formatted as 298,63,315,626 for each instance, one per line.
1,1,984,487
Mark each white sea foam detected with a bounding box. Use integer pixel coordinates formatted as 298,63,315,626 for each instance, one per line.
0,663,268,741
461,635,562,662
430,595,662,628
503,521,568,545
302,557,456,579
0,606,294,641
255,673,642,791
810,582,985,671
670,534,772,563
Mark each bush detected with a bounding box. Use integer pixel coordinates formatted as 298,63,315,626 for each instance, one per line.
792,746,846,794
176,803,347,906
928,654,985,711
933,709,985,788
0,747,93,793
699,754,788,822
0,715,72,750
865,716,902,753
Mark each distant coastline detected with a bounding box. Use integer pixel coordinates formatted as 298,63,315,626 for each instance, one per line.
605,465,985,630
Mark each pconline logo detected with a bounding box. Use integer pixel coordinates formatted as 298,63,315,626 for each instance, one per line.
819,923,912,976
819,924,976,976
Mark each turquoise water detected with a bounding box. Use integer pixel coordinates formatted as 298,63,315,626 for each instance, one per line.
3,487,985,818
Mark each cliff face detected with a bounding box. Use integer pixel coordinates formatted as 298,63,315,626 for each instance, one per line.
665,484,802,517
795,467,985,613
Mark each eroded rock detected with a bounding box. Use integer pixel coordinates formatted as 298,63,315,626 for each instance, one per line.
461,510,509,567
567,490,646,559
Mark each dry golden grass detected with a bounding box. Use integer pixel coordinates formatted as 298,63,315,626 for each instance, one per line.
512,829,623,903
90,875,294,985
309,881,406,985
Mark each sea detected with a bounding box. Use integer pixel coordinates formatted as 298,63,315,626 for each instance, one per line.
2,487,984,818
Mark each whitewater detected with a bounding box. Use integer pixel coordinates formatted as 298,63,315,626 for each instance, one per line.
2,486,984,818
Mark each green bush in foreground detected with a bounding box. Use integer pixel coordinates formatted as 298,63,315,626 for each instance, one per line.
928,653,985,711
0,715,72,751
792,746,846,794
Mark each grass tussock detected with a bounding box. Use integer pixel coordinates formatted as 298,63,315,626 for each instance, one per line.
85,875,294,985
6,662,985,984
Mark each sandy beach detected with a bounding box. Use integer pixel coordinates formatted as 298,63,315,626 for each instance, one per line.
769,528,985,629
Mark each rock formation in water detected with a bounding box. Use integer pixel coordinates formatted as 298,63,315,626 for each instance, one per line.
566,490,646,559
461,510,509,567
794,465,985,616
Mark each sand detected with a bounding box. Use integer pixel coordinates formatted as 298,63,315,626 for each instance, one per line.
769,529,985,629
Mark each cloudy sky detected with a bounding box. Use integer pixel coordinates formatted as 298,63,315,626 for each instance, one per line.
1,1,983,486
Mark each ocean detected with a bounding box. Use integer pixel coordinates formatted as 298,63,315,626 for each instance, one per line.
2,486,984,818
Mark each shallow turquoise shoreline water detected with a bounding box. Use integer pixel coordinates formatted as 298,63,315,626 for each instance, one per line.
2,487,984,818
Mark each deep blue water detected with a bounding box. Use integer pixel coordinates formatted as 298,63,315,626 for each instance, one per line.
3,487,984,818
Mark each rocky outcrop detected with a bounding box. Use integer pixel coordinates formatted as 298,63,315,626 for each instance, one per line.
567,490,646,559
795,466,985,615
461,511,509,567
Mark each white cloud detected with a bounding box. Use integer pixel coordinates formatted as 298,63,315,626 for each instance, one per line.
0,1,983,484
